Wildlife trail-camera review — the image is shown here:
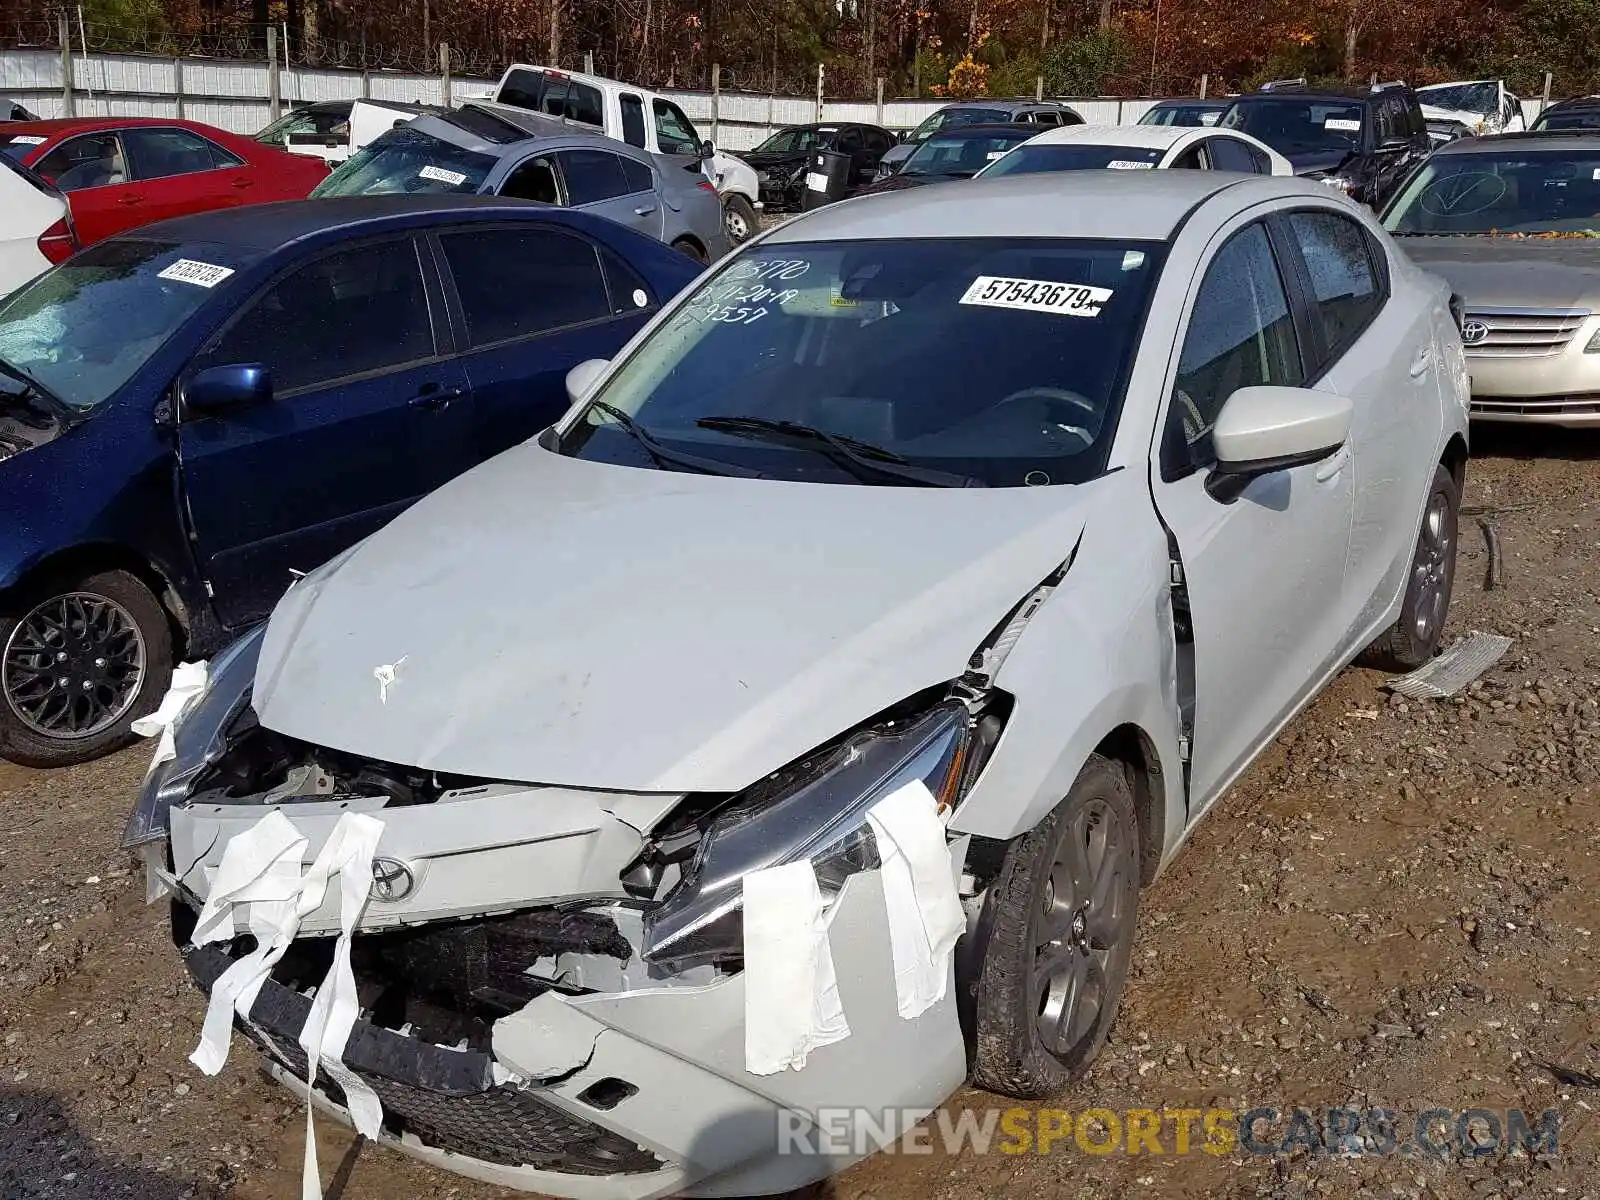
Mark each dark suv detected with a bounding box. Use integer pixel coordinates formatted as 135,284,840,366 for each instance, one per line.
1219,79,1432,207
874,99,1085,180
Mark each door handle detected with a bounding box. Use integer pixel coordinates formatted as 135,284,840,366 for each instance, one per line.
1314,447,1350,482
633,204,657,216
231,177,255,188
117,195,144,205
1409,348,1432,378
408,385,463,412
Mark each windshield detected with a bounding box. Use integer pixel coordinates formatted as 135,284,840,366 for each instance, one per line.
556,237,1164,488
1141,104,1221,127
1222,98,1365,154
1,131,47,161
904,130,1036,176
1418,83,1497,115
756,128,824,154
0,239,252,413
910,108,1011,141
255,106,349,147
311,125,495,197
981,143,1163,176
1383,150,1600,235
1534,108,1600,131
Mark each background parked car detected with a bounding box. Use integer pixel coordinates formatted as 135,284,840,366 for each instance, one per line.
874,99,1085,180
978,123,1291,177
486,63,764,245
0,156,73,298
1381,131,1600,428
1416,79,1526,136
1219,80,1432,207
0,117,329,250
742,122,896,210
254,98,443,165
2,99,40,122
857,122,1044,193
1138,97,1230,127
312,104,727,261
0,196,700,767
1530,95,1600,131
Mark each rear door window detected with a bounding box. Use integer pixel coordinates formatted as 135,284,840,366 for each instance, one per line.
620,93,647,147
440,226,613,345
1205,136,1257,173
34,132,128,191
1286,210,1385,362
198,239,434,396
558,149,631,205
619,156,653,194
123,128,241,179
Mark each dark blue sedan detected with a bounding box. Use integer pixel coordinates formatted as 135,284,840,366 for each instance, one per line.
0,195,700,766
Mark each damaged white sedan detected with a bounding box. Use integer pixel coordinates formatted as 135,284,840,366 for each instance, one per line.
127,170,1470,1197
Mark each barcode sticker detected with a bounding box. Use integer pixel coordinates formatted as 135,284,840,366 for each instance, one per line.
157,259,235,288
1325,118,1362,132
959,275,1113,318
1107,159,1156,170
418,165,468,186
9,135,46,146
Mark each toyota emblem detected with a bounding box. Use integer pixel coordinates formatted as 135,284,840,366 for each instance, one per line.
369,856,415,902
1461,320,1489,346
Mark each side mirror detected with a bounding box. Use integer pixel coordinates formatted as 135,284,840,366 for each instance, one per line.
184,363,273,415
1206,385,1352,503
565,358,610,408
1380,135,1412,151
699,139,715,160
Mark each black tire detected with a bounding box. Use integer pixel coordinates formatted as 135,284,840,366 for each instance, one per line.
0,569,174,768
971,754,1141,1100
1358,462,1460,672
723,194,759,244
670,237,708,264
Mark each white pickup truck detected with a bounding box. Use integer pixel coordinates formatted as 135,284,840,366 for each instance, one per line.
484,64,763,244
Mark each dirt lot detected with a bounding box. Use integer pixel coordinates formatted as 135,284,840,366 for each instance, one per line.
2,426,1597,1200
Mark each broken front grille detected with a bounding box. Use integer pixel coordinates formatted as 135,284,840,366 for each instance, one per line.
1472,394,1600,418
1463,307,1591,358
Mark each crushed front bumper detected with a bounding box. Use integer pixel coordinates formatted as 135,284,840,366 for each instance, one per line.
175,865,967,1200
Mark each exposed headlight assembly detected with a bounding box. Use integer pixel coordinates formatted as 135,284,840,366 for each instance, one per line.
121,623,265,849
636,699,991,972
1316,175,1356,195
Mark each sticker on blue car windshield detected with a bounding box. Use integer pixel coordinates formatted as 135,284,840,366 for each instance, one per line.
418,165,468,186
157,259,235,288
960,276,1112,318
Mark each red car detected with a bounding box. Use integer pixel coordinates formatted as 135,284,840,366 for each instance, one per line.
0,117,329,250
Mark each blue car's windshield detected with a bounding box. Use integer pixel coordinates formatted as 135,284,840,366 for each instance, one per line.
0,239,253,413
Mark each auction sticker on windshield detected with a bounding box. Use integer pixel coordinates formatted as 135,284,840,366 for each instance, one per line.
960,276,1112,318
1108,159,1156,170
1325,118,1362,132
8,135,46,146
419,165,468,185
157,259,235,288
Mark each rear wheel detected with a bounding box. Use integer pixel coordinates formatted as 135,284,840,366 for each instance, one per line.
1359,462,1460,672
0,569,173,767
670,237,708,264
971,755,1141,1099
723,194,758,244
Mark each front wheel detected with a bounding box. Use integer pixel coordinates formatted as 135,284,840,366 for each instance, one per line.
0,569,173,767
1359,461,1460,672
971,755,1141,1100
670,237,708,264
723,194,758,244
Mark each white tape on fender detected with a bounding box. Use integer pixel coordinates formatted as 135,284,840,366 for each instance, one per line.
134,660,209,774
865,780,966,1020
742,861,850,1074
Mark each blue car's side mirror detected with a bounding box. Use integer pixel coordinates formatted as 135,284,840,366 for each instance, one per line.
183,364,273,415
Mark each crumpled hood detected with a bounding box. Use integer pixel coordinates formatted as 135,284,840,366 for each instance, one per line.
253,445,1094,793
1400,237,1600,309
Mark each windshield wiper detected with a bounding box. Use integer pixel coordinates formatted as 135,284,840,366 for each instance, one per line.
0,357,73,423
584,401,764,478
696,415,984,488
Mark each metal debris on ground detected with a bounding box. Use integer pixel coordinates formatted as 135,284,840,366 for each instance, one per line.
1477,516,1502,590
1385,631,1514,700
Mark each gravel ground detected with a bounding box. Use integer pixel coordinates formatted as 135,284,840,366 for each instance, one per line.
1,425,1597,1200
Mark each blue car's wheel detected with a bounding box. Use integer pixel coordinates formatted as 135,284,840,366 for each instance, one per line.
0,569,172,768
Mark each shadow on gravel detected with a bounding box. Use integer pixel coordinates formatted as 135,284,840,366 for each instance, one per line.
1470,422,1600,462
0,1086,225,1200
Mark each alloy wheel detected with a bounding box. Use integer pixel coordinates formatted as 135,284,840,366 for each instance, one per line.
2,591,147,739
1411,488,1454,645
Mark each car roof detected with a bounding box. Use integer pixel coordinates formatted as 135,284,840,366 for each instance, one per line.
120,194,592,253
0,116,232,138
409,105,660,165
1148,97,1228,108
922,122,1042,138
1541,95,1600,111
942,99,1059,111
1024,123,1200,149
1235,88,1377,104
1438,130,1600,154
764,171,1327,243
